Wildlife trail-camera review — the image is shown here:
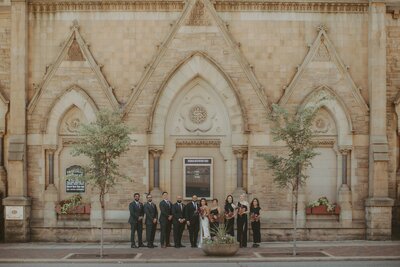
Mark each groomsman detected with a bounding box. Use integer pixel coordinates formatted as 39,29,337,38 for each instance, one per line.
128,193,144,248
159,191,173,248
172,196,186,248
185,195,200,248
143,194,158,248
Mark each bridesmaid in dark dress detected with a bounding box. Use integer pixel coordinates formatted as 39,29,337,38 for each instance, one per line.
250,198,261,247
224,195,236,236
209,198,221,237
236,194,249,248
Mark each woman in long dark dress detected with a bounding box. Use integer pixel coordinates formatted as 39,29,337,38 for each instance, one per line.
224,195,236,236
236,194,249,248
209,198,221,237
250,198,261,248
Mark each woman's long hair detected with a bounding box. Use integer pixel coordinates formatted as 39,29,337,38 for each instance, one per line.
225,194,234,205
250,198,261,209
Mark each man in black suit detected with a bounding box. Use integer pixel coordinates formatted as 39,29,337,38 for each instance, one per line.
159,191,173,248
128,193,144,248
143,194,158,248
172,195,186,248
185,195,199,248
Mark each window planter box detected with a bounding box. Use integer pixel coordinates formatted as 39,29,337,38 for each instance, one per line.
55,204,91,215
306,205,340,215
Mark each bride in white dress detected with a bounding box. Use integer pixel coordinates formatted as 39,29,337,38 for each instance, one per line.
198,198,210,248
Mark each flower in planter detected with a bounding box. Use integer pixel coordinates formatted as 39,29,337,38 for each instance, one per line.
59,194,82,214
205,225,237,245
307,196,337,212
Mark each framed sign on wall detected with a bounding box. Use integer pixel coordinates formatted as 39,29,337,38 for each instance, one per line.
183,158,213,199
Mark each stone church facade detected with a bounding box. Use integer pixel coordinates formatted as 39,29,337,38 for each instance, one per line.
0,0,399,242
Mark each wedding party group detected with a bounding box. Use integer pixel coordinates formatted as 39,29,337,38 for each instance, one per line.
128,192,261,249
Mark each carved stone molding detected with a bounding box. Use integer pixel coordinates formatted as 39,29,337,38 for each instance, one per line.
149,146,163,157
186,0,211,26
214,1,368,13
233,146,247,158
62,137,80,146
313,138,335,147
175,139,221,147
387,5,400,19
339,145,352,155
28,0,185,13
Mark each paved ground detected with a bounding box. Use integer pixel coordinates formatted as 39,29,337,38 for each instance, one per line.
0,241,399,263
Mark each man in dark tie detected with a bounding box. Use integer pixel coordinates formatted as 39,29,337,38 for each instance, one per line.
128,193,144,248
172,195,186,248
143,194,158,248
185,195,199,248
159,191,173,248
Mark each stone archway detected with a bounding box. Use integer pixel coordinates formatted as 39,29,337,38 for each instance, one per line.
149,53,247,201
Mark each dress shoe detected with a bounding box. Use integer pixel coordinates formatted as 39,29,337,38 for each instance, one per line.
161,245,166,248
139,243,145,247
179,244,186,248
174,245,180,248
147,245,154,248
131,244,138,248
153,244,158,247
166,244,173,247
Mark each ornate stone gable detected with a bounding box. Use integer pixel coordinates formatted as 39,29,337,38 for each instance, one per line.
27,20,119,115
123,0,269,133
278,25,369,133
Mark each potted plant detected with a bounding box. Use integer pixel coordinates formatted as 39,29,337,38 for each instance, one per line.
55,194,91,215
306,196,340,215
202,225,240,256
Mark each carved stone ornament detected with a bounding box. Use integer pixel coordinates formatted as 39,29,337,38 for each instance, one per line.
60,106,87,135
65,38,84,61
314,43,330,62
186,0,211,26
189,104,208,124
178,94,216,133
311,109,336,136
176,139,221,147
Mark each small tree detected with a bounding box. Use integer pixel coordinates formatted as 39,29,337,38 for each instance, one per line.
71,109,131,257
258,104,319,256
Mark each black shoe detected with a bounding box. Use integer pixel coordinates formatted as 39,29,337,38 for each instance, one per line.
175,245,180,248
139,243,145,247
131,244,138,248
153,244,158,247
147,245,154,248
252,244,257,248
179,244,186,248
166,244,173,247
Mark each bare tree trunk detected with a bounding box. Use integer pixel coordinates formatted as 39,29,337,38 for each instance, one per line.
293,165,301,256
100,193,104,258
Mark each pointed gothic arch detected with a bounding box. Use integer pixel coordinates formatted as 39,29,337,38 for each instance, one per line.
43,85,98,145
149,52,248,139
301,85,353,146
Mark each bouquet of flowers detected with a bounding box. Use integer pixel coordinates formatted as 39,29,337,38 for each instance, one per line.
250,213,260,222
225,211,234,220
307,196,336,212
199,206,207,218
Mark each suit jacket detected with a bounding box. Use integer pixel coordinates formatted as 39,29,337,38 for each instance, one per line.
172,202,185,224
185,201,199,225
128,200,144,224
144,201,158,225
159,199,172,223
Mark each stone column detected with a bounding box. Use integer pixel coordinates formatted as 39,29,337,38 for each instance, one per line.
338,146,352,227
365,0,394,240
149,148,163,202
43,147,58,227
233,147,247,200
2,0,31,242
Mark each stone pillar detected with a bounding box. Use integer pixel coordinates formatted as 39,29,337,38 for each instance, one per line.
233,147,247,200
149,148,163,203
365,0,394,240
3,0,31,242
43,147,58,227
0,133,6,193
338,146,352,227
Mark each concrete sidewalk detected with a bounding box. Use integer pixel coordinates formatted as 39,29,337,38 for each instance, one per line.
0,241,399,263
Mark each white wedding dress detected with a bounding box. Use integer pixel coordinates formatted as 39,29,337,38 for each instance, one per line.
198,214,210,248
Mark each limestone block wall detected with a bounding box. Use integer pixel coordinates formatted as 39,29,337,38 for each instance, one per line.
386,14,400,235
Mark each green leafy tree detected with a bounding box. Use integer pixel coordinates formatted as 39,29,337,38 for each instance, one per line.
71,109,132,258
258,104,319,256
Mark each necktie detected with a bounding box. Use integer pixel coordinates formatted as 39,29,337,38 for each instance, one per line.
179,203,182,211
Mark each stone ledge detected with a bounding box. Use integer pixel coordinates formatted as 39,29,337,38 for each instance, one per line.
2,196,31,206
365,197,395,207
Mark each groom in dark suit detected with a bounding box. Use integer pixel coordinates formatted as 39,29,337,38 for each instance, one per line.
185,195,199,248
172,195,186,248
128,193,144,248
143,194,158,248
159,191,173,248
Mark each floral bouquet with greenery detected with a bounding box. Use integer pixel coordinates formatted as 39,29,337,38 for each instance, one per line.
59,194,82,214
307,196,336,212
203,225,238,245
